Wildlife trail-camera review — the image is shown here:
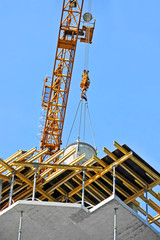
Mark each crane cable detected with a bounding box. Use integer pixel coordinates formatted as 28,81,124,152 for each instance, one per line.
83,101,86,142
86,101,97,150
83,0,97,150
66,99,81,148
78,98,97,150
66,0,97,150
78,99,83,141
84,0,92,70
66,98,97,150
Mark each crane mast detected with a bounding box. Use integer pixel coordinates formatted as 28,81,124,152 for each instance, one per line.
41,0,94,161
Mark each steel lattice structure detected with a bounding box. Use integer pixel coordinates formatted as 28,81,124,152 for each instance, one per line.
41,0,85,156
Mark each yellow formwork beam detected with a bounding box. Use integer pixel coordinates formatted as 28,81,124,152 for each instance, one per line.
149,189,160,201
42,153,86,184
15,172,55,201
85,170,112,196
0,152,55,201
94,154,141,193
46,158,95,194
0,174,11,182
42,157,94,192
63,181,95,206
124,178,160,204
76,173,107,200
0,147,37,175
94,153,141,197
92,155,107,168
138,206,160,227
147,198,160,214
149,214,160,224
1,168,34,198
40,148,75,178
84,159,131,201
1,150,23,166
72,175,104,202
13,147,36,163
55,187,76,203
0,150,22,173
6,153,90,203
1,183,28,204
65,152,133,200
41,149,64,164
138,194,159,215
5,148,47,177
72,174,104,202
113,141,160,180
12,162,103,172
103,146,146,187
2,153,87,203
38,157,95,199
0,174,22,185
1,149,86,203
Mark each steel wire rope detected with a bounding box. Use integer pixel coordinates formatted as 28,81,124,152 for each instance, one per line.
78,99,83,141
66,99,81,147
86,102,97,150
84,28,90,70
66,0,93,147
88,0,92,12
84,0,92,70
83,101,87,142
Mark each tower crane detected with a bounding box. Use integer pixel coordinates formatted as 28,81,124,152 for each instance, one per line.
40,0,95,161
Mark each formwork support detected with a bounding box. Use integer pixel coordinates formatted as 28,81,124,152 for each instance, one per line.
9,172,15,206
82,170,86,206
0,179,2,202
18,211,23,240
114,208,118,240
32,166,38,201
113,165,116,197
146,187,148,222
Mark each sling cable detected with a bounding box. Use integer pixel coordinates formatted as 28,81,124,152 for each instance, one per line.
66,2,97,152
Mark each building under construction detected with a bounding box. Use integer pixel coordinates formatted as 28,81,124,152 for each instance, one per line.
0,1,160,239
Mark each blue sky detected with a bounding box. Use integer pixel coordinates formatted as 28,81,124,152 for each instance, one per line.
0,0,160,228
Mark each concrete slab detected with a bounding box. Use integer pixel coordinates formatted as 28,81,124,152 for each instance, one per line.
0,197,159,240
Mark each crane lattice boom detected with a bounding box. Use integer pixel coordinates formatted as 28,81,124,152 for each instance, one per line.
41,0,94,160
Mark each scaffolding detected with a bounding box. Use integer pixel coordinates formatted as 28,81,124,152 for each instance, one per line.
0,141,159,228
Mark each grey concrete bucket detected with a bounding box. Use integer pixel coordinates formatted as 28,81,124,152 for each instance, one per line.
64,142,96,165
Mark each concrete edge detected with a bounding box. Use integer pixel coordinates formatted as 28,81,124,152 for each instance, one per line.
114,196,160,236
89,195,114,213
81,204,89,213
1,197,159,236
16,200,82,208
0,200,82,216
0,200,20,216
89,195,160,236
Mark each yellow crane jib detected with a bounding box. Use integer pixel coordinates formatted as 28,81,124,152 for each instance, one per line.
40,0,95,160
40,0,85,156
